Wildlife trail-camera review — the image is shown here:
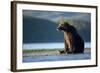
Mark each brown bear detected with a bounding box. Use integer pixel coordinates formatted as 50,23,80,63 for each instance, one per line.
57,22,84,54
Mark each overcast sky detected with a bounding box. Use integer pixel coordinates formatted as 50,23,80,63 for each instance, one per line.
23,10,90,22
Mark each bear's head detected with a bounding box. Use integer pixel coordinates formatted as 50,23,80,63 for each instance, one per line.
57,22,71,32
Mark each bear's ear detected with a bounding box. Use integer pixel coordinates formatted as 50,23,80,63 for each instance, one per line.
59,16,65,24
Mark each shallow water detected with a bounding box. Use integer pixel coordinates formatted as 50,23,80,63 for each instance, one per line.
23,42,91,63
23,42,90,50
23,52,91,63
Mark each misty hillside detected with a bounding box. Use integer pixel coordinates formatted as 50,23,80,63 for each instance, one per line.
23,15,90,43
23,16,63,43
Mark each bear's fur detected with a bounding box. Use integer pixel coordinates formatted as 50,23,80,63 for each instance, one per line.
57,22,84,54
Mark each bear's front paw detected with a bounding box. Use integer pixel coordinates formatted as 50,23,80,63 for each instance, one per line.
58,50,66,54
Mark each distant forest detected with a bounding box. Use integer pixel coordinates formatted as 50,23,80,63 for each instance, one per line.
23,16,91,43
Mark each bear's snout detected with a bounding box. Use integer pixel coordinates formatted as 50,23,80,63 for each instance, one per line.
57,26,64,31
57,26,66,31
57,26,62,31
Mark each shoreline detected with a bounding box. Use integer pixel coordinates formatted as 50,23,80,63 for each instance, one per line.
23,48,90,56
